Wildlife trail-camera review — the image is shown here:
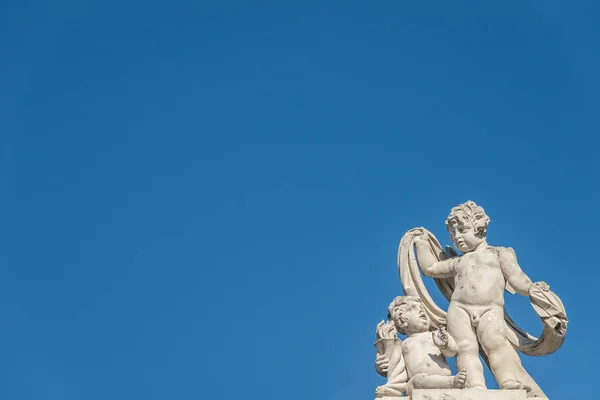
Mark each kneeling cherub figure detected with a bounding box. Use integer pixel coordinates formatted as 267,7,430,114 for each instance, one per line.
375,296,466,397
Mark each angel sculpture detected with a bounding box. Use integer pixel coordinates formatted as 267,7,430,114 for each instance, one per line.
374,296,467,398
395,201,568,398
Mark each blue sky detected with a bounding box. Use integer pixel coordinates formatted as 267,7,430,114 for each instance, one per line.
1,1,598,399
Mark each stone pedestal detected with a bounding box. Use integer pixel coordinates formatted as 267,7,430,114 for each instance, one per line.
376,397,409,400
411,389,528,400
376,389,528,400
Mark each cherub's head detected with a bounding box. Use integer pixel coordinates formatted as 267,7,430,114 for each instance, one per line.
445,200,490,253
387,296,430,335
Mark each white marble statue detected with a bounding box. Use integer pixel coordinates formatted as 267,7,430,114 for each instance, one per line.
374,296,467,398
415,201,543,391
376,201,568,399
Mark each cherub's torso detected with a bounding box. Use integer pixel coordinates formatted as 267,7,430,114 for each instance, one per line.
451,246,506,307
402,332,451,378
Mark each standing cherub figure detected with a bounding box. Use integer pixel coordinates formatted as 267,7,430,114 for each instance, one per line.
414,201,549,391
374,296,467,397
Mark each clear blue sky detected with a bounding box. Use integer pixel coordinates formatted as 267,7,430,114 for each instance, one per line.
1,1,597,399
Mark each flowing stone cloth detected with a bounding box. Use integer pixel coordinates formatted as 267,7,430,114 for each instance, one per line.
398,228,568,398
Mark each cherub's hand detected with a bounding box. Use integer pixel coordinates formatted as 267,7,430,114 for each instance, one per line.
375,353,390,375
432,326,449,349
415,230,430,245
533,281,550,292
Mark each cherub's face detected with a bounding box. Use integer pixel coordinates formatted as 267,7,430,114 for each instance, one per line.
448,221,484,253
394,301,430,334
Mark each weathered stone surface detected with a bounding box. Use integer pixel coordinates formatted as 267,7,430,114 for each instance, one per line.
373,201,568,399
374,298,466,398
410,389,527,400
394,201,568,397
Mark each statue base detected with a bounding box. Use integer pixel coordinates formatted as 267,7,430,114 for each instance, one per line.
377,389,529,400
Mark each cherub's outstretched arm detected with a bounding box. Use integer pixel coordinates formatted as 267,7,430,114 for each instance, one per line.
432,326,458,358
415,238,456,279
498,247,532,296
442,331,458,358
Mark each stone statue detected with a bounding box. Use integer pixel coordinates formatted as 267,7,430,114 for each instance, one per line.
387,201,568,399
374,296,467,398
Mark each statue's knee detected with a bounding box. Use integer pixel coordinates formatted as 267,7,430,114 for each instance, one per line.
407,373,427,393
481,334,508,352
413,373,428,384
457,339,478,354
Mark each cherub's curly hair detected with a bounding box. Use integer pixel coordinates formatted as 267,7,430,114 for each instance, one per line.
387,296,422,335
445,200,490,237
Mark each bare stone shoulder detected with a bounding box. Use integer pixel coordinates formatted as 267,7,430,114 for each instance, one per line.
487,246,518,261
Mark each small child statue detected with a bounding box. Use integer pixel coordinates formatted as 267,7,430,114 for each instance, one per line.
374,296,467,398
415,201,549,391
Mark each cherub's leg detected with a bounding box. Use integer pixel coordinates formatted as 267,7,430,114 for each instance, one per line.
477,307,522,390
406,374,453,396
406,371,467,395
375,384,405,398
447,302,486,389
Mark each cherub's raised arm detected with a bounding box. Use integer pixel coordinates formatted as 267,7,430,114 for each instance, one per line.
433,326,458,358
415,239,455,278
498,247,532,296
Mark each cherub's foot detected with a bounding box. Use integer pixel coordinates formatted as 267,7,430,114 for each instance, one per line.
453,369,467,389
502,380,531,392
